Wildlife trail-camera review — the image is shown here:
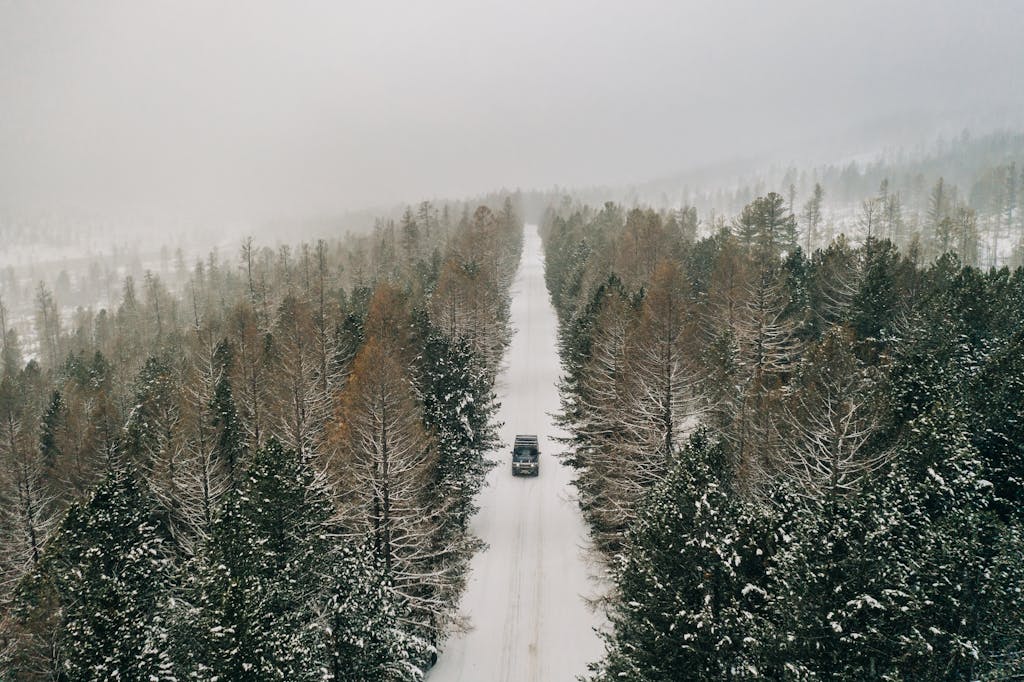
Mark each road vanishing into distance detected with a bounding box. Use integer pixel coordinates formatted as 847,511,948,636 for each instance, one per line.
429,226,608,681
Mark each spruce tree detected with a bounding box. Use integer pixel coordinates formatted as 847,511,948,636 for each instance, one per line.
418,330,499,532
47,466,175,681
38,389,65,470
803,182,824,252
176,439,330,680
321,539,429,682
590,432,776,681
210,338,245,486
766,403,1024,679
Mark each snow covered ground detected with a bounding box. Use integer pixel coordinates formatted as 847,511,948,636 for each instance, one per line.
429,226,608,681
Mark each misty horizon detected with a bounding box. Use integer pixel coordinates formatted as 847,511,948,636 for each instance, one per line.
3,0,1023,222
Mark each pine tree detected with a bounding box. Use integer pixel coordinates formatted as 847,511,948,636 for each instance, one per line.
38,390,64,472
859,197,883,242
883,183,906,246
767,403,1024,679
175,439,331,681
619,260,704,486
589,432,777,681
271,294,324,454
733,200,761,250
802,183,824,252
46,466,175,681
615,208,667,290
808,235,861,333
36,360,110,503
319,539,429,682
850,238,905,344
33,283,61,370
229,302,271,448
734,194,798,268
0,327,22,381
122,355,186,541
84,351,120,472
0,296,17,379
560,282,637,547
332,330,442,624
927,177,952,260
210,339,245,487
418,329,499,533
730,262,800,489
0,365,55,584
175,333,236,547
780,326,888,501
701,236,751,441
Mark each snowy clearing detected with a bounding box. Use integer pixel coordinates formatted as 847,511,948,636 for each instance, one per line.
429,225,608,681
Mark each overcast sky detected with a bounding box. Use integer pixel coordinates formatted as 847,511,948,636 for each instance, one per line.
2,0,1023,220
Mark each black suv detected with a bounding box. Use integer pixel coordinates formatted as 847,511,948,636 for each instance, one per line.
512,435,540,476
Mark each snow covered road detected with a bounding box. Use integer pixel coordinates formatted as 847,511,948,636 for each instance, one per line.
429,225,608,681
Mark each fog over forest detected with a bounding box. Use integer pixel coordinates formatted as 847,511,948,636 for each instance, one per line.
2,0,1023,221
4,4,1024,681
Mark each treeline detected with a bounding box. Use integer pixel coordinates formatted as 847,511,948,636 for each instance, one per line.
543,199,1024,679
620,130,1024,269
0,199,522,679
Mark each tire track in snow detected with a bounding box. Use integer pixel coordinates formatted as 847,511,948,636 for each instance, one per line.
498,492,525,682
